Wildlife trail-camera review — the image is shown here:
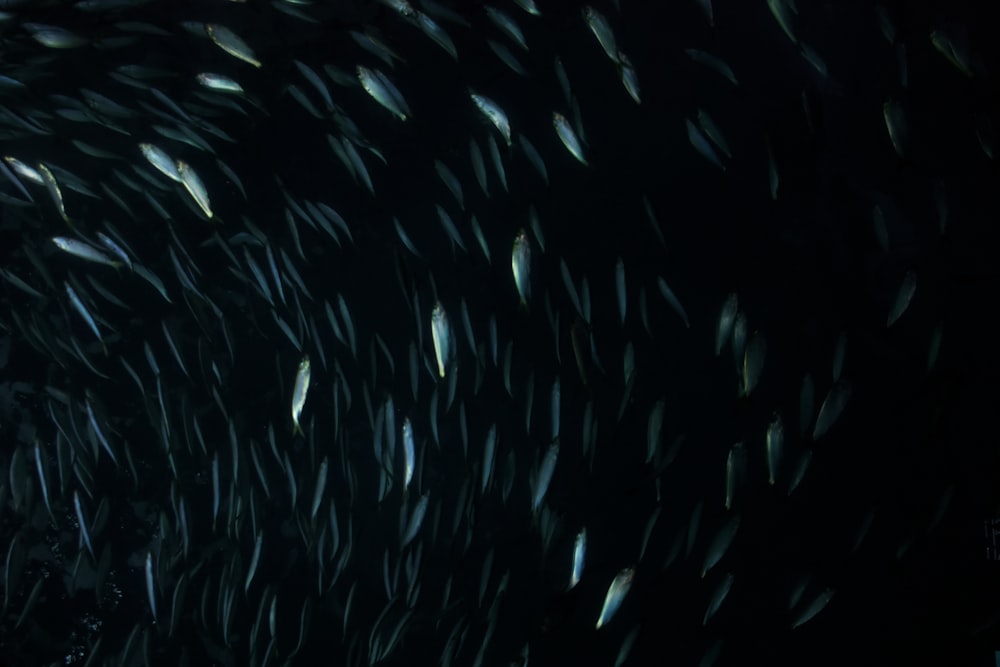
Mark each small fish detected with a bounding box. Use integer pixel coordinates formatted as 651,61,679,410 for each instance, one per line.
687,119,725,171
37,163,68,222
139,143,181,182
701,516,740,577
766,413,783,486
553,112,588,166
470,92,512,146
23,23,89,49
792,588,834,629
96,233,132,271
715,293,738,356
402,418,415,492
513,0,541,16
511,229,531,306
358,66,410,121
618,51,641,104
291,355,311,436
531,440,559,512
887,271,916,326
176,160,213,219
311,458,329,521
696,110,731,160
73,491,95,560
145,551,156,622
766,0,798,44
206,24,261,68
3,157,43,186
583,6,619,64
684,49,739,86
569,528,586,590
596,566,634,629
431,303,453,378
65,282,105,351
196,73,245,94
812,380,851,440
883,100,907,158
52,237,120,268
930,28,972,77
484,6,528,52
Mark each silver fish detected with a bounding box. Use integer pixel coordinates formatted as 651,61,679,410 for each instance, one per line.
553,112,587,166
511,229,531,305
596,566,634,629
431,303,453,378
291,355,311,436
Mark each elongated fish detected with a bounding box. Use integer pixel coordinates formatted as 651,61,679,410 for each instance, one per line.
470,91,511,146
569,528,586,590
583,6,620,64
52,237,120,268
206,24,262,68
553,112,587,166
65,282,104,351
431,302,453,378
596,566,634,629
358,66,410,121
176,160,213,219
291,355,311,436
511,229,531,306
139,143,181,183
143,551,157,624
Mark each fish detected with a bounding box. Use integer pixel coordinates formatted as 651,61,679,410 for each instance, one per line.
569,528,586,590
596,566,634,629
511,229,531,306
883,100,907,158
65,282,106,352
766,413,784,486
553,112,588,166
583,6,620,65
196,73,245,94
291,355,311,436
887,271,917,327
618,51,641,104
52,237,121,268
206,24,262,68
176,160,213,219
145,551,156,622
812,380,852,440
431,302,453,378
469,91,512,147
139,143,182,182
402,418,415,493
357,66,410,121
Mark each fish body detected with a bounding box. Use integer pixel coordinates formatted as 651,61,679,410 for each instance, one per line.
511,229,531,306
176,160,213,219
52,237,120,268
569,528,586,590
206,24,261,68
291,355,311,436
596,567,634,629
553,112,587,166
470,92,511,146
358,66,410,121
431,303,452,378
139,143,181,182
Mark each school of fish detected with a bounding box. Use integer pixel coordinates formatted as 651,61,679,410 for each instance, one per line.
0,0,993,665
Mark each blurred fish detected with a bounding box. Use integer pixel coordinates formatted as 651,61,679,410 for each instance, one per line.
291,355,311,436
